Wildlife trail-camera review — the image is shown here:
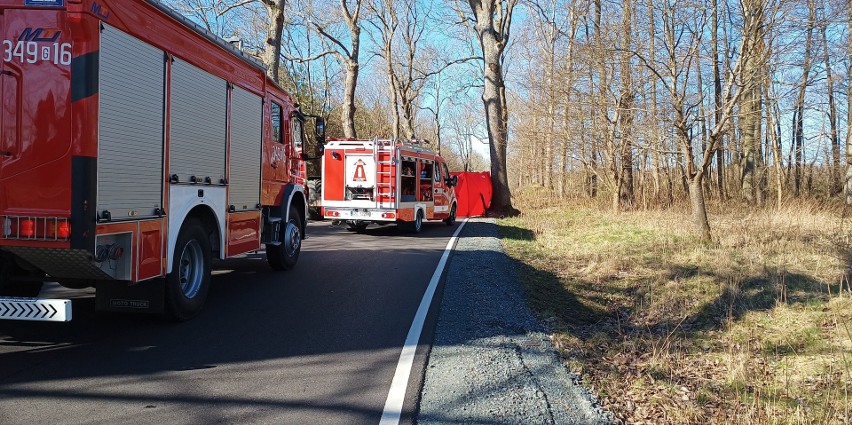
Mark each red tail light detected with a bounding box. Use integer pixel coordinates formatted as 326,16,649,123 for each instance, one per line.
20,219,35,238
58,221,70,239
2,216,71,240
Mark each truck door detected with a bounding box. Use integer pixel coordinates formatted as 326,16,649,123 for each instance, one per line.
432,159,447,217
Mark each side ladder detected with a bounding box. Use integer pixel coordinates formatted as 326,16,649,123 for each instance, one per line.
374,140,396,209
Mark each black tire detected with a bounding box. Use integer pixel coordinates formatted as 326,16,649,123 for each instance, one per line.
402,209,424,234
445,203,457,226
267,205,302,270
164,219,211,322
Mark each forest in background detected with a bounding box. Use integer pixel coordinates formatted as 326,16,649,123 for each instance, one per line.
166,0,852,238
511,0,851,236
160,1,852,422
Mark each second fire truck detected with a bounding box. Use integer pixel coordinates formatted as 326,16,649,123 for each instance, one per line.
0,0,324,322
321,139,457,233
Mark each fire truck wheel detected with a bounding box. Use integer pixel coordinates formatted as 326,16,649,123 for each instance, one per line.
403,209,424,234
266,205,302,270
445,203,457,226
164,219,211,322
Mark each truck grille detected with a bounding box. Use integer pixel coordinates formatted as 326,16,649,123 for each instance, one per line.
2,215,70,241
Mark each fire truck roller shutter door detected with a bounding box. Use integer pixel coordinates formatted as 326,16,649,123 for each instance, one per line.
97,25,165,220
227,86,263,211
169,58,227,186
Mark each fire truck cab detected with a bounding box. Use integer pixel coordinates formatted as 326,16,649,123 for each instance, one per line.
0,0,324,322
322,138,457,233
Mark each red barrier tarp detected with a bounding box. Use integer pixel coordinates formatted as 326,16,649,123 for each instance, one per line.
451,172,492,217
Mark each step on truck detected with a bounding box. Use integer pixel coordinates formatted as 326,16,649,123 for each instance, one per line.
0,0,325,322
321,138,457,233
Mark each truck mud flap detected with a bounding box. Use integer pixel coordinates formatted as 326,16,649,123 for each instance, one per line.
96,280,165,314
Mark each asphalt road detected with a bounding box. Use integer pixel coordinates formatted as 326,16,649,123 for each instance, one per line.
0,220,458,425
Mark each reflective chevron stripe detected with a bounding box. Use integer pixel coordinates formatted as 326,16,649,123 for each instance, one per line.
0,298,71,322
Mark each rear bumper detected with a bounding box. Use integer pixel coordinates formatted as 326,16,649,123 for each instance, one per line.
323,207,396,222
0,297,71,322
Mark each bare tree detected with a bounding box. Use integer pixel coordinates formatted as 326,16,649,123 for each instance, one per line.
261,0,287,80
456,0,519,215
712,0,724,199
394,1,431,139
819,0,840,195
739,0,766,204
636,0,756,240
846,0,852,203
368,0,401,138
289,0,364,138
793,0,816,196
616,0,635,209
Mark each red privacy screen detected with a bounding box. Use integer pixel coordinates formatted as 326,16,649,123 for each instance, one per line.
451,172,492,217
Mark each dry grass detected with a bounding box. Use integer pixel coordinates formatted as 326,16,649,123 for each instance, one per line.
499,187,852,424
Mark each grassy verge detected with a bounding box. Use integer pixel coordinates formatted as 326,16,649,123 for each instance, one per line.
499,188,852,424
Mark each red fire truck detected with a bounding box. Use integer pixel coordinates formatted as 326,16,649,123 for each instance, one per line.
322,138,457,233
0,0,325,322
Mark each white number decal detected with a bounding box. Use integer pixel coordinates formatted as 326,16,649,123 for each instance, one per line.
1,40,71,65
25,41,37,63
2,40,11,62
12,41,24,62
58,43,71,65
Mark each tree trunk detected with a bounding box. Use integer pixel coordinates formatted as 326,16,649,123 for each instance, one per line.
794,0,815,196
545,23,556,191
739,0,763,204
846,0,852,204
689,173,712,241
739,74,762,203
343,61,359,138
821,6,840,195
648,0,661,204
712,0,725,199
468,0,517,215
262,1,286,81
618,0,634,207
768,89,784,207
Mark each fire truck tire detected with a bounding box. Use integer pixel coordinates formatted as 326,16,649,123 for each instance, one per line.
445,203,457,226
164,219,211,322
266,205,302,270
307,178,323,220
402,209,424,234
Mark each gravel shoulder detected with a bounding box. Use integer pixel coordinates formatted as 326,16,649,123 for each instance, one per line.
417,218,611,425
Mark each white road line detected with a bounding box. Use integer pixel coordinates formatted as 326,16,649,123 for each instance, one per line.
379,218,469,425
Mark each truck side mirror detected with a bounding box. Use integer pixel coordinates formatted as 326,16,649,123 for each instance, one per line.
446,175,458,187
315,117,326,142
